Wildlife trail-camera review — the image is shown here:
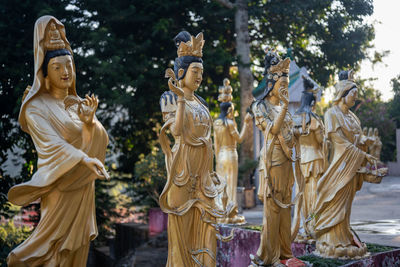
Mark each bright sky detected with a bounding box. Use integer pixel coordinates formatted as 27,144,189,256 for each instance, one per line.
358,0,400,101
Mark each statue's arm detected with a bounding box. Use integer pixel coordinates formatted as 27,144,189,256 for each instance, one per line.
171,96,185,136
270,103,288,135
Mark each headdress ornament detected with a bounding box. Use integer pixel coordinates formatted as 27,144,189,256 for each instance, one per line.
44,22,66,51
176,32,204,58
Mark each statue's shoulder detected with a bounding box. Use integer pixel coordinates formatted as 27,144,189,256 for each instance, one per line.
214,118,223,127
160,91,178,113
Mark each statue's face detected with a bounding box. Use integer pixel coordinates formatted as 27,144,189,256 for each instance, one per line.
344,88,357,108
374,128,379,136
47,55,74,90
182,62,203,91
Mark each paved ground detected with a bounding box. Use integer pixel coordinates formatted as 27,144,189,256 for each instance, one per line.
242,176,400,247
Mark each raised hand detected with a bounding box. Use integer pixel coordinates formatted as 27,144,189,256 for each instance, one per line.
78,94,98,125
165,68,184,97
278,87,289,106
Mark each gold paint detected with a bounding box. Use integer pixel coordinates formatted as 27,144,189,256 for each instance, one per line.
213,78,252,224
312,71,387,259
7,16,109,266
159,32,229,267
250,53,303,266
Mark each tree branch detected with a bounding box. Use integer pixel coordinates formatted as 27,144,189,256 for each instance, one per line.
214,0,235,9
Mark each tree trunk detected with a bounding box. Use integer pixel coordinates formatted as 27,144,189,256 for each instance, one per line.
235,0,254,163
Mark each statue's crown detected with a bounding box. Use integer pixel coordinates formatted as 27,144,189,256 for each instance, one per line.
218,78,233,103
264,48,290,75
177,32,204,58
44,22,66,51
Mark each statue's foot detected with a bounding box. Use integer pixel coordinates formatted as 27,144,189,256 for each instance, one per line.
249,254,285,267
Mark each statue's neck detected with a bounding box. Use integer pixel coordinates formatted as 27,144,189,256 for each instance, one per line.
183,88,195,101
338,101,349,114
49,86,68,100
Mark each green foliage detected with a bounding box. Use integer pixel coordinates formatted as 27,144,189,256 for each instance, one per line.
353,79,397,162
366,243,394,253
389,75,400,131
297,254,348,267
131,146,167,208
238,157,258,188
0,220,32,265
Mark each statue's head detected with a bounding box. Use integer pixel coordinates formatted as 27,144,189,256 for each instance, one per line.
374,127,379,136
333,70,358,108
261,49,290,100
42,19,74,91
363,127,368,135
173,31,204,92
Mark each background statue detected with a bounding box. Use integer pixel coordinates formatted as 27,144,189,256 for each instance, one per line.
213,78,252,224
371,128,383,162
7,16,109,266
312,70,387,259
159,31,229,267
293,76,326,242
250,49,303,267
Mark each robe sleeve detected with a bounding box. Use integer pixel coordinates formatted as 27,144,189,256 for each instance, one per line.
8,103,88,206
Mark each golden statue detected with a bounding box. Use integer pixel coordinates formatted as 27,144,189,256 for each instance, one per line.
249,49,303,267
213,78,252,224
312,70,387,259
159,31,230,267
293,76,326,242
7,16,109,266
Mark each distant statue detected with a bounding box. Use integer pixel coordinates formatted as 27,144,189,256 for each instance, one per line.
159,31,231,267
7,16,109,266
312,70,387,259
214,78,252,224
370,128,383,163
293,76,326,242
250,49,304,267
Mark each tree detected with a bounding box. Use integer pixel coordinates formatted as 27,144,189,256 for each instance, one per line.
213,0,375,160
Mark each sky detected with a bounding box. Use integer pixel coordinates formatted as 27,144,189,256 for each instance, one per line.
358,0,400,101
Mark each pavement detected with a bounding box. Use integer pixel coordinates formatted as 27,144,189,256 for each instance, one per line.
242,176,400,247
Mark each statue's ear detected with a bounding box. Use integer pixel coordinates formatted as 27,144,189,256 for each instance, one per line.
178,68,185,79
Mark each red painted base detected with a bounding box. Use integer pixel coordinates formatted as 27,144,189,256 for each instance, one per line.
281,257,306,267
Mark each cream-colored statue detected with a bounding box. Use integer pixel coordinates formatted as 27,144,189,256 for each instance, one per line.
213,78,252,224
371,128,382,162
250,50,303,267
293,76,326,242
313,70,387,259
159,31,229,267
7,16,109,266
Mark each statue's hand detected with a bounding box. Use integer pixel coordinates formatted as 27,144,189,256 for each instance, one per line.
244,112,253,124
168,78,184,97
366,154,377,165
82,156,110,180
278,87,289,106
78,94,98,125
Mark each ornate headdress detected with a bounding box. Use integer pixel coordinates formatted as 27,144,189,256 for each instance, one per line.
260,48,290,99
176,32,204,58
218,78,233,103
44,22,66,51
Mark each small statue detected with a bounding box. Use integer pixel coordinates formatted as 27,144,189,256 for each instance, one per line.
371,128,382,162
293,76,326,242
214,78,252,224
249,49,304,267
312,70,387,259
159,31,230,267
7,16,109,266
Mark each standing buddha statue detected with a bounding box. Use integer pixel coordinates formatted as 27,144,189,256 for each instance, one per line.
249,49,304,267
312,70,387,259
293,76,326,242
159,31,231,267
7,16,109,266
213,78,252,224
